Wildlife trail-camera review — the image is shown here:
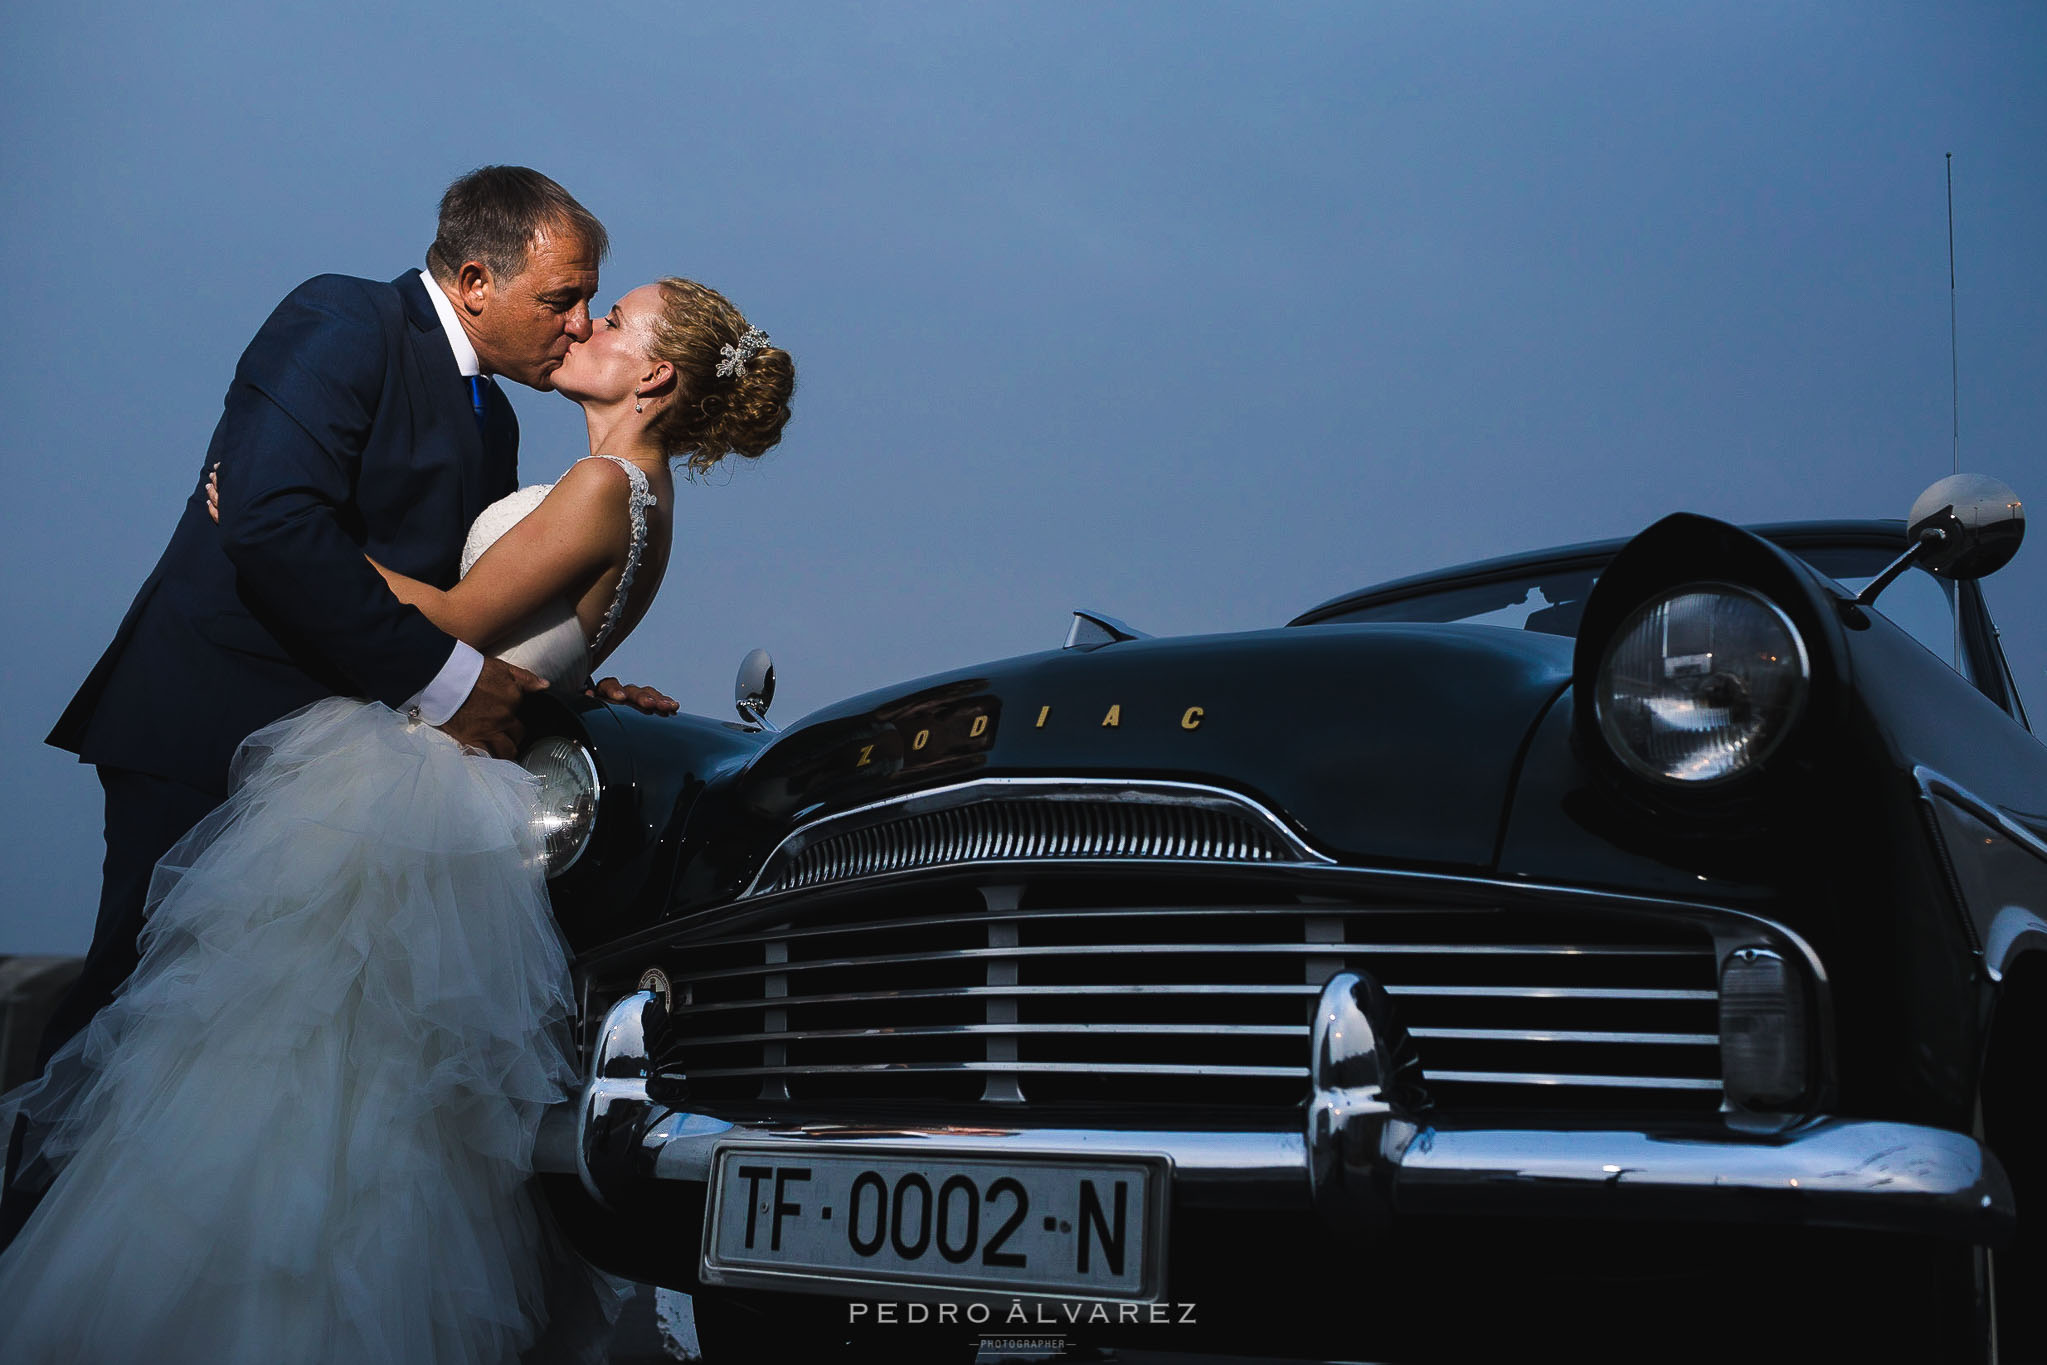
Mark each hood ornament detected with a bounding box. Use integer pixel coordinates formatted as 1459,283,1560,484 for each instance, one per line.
1064,609,1151,650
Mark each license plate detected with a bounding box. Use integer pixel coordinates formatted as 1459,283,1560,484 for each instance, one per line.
700,1145,1168,1300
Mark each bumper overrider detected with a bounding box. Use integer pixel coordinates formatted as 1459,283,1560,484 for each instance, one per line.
537,973,2015,1294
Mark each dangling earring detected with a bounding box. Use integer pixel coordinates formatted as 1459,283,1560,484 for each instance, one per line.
635,399,644,413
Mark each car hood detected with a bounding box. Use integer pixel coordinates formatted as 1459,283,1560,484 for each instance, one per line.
733,624,1576,871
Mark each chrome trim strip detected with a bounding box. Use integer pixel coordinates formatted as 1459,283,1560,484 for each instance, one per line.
1915,765,2047,981
679,903,1523,953
677,1023,1715,1048
665,940,1706,986
680,1060,1310,1079
664,980,1721,1020
1916,765,2047,866
740,777,1336,898
1424,1069,1721,1091
1410,1028,1718,1046
680,1021,1308,1046
1387,985,1718,1001
673,983,1325,1015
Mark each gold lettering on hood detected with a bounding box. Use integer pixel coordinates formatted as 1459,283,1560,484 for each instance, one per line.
1181,707,1205,730
1101,704,1121,727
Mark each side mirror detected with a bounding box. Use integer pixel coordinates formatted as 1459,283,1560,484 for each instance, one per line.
1855,473,2025,607
1907,473,2025,580
735,648,778,732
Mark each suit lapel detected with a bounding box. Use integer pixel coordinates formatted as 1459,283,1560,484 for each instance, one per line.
393,271,485,525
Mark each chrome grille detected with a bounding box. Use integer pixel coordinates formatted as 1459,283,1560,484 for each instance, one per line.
650,882,1724,1114
746,779,1328,898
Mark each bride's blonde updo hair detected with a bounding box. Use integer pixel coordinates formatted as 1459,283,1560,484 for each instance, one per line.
643,277,795,475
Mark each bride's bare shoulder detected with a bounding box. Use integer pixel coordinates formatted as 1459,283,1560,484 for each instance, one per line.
531,457,638,532
553,454,639,497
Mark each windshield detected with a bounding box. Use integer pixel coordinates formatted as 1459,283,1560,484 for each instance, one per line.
1334,565,1603,637
1321,543,1969,677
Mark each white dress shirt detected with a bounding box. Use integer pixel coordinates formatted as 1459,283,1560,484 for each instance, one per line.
402,270,487,726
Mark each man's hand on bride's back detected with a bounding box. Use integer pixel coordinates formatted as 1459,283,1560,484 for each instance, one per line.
213,458,672,728
587,676,680,717
441,658,548,759
209,463,549,754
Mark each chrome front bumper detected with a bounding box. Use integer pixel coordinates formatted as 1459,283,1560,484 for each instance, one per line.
541,981,2015,1247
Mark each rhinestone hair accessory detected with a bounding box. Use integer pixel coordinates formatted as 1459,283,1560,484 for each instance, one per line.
715,326,771,380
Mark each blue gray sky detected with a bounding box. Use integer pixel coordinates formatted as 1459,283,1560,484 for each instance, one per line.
3,3,2042,953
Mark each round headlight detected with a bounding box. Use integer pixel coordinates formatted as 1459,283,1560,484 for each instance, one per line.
1595,584,1809,785
521,736,601,876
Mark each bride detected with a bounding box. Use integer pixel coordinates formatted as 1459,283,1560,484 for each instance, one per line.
0,277,794,1363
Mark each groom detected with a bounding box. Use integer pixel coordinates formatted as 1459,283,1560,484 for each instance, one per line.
3,167,637,1244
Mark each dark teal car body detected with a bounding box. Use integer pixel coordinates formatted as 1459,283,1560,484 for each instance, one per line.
529,507,2045,1361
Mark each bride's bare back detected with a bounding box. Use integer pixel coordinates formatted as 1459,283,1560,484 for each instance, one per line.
385,454,675,689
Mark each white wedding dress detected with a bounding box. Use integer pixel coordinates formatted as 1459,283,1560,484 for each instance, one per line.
0,456,658,1364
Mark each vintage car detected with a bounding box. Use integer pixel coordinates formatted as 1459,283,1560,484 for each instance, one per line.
525,474,2040,1361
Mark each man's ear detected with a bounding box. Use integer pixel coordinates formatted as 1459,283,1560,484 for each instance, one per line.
455,260,493,315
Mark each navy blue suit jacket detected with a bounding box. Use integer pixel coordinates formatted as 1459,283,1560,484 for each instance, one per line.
49,271,520,797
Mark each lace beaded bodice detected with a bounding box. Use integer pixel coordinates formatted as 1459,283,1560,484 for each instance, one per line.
457,455,656,692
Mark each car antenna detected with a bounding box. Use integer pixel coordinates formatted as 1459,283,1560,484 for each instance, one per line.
1946,152,1959,477
1945,153,1960,665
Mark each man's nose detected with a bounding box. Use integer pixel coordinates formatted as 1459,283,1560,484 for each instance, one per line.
565,302,593,342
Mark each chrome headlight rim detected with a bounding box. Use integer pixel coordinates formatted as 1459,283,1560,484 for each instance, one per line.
521,735,603,879
1592,580,1812,789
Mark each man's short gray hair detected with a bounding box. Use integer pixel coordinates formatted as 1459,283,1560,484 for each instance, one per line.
425,166,609,284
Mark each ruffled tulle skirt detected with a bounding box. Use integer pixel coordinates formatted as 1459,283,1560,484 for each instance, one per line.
0,698,615,1364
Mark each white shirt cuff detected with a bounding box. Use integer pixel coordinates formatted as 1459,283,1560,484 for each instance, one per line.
406,642,485,727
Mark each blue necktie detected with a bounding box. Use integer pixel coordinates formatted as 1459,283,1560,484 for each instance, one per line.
468,375,490,439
